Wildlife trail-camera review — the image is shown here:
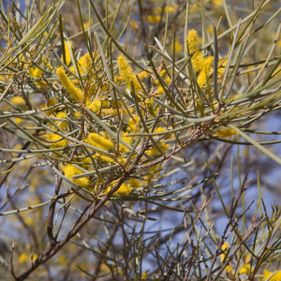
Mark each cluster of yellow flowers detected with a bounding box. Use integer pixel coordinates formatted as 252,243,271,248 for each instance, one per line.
220,242,281,280
187,29,226,88
35,46,171,198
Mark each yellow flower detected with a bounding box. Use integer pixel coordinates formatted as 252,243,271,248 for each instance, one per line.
191,52,205,73
239,263,252,275
197,71,208,88
14,117,23,124
197,56,213,88
152,5,178,14
115,183,132,196
83,20,92,30
127,178,142,188
220,242,229,260
62,164,89,187
105,181,132,197
117,55,141,91
164,4,178,13
94,153,116,164
214,127,237,138
154,127,167,135
74,111,81,119
45,133,68,148
146,141,169,157
128,115,140,133
212,0,223,7
19,253,29,264
141,271,148,280
55,111,68,130
137,70,149,80
63,39,72,66
10,96,25,106
56,67,84,102
29,66,43,79
86,99,102,113
187,29,202,53
220,242,234,274
56,111,67,119
146,15,161,24
85,132,115,151
77,53,92,75
130,19,139,30
263,270,281,281
155,85,165,95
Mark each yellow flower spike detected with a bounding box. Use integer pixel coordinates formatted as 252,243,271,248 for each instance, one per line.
225,265,234,274
137,70,149,80
45,133,68,148
10,96,25,106
220,242,230,262
14,117,23,124
164,4,178,13
74,111,81,119
187,29,202,53
121,134,134,146
263,270,281,281
244,253,252,264
105,181,132,197
18,253,29,264
86,99,102,113
128,115,140,133
212,0,223,7
130,19,139,30
63,39,72,66
219,242,234,275
31,254,38,262
196,56,213,88
214,127,238,138
239,264,252,275
117,55,141,91
197,70,208,88
83,20,92,30
141,271,148,281
47,97,58,107
101,100,110,108
56,67,84,102
144,97,154,108
191,52,205,73
146,15,161,24
29,66,46,88
77,52,92,75
146,141,169,158
119,183,132,195
56,111,67,119
127,178,142,188
62,164,89,187
155,85,165,95
85,132,115,151
29,66,43,79
94,153,116,164
152,5,178,14
55,111,68,130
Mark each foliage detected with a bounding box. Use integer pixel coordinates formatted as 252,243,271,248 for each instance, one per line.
0,0,280,280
